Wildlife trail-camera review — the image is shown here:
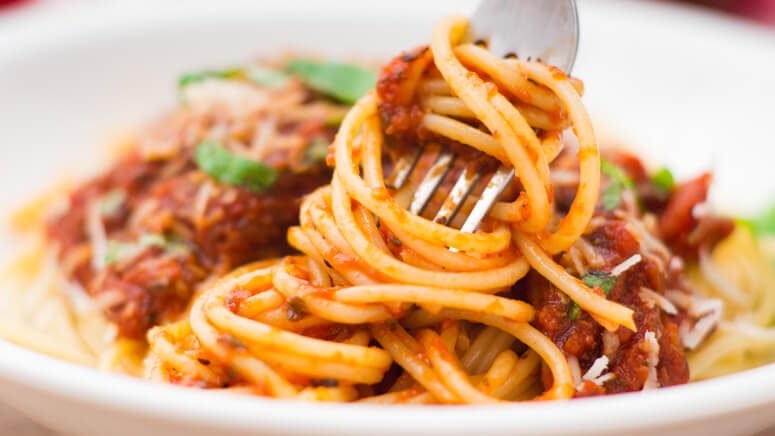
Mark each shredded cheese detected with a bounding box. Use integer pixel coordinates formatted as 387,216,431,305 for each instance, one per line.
681,307,722,350
582,356,609,381
639,287,678,315
611,254,642,276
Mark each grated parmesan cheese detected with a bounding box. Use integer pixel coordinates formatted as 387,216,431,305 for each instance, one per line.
639,287,678,315
583,356,609,381
611,254,642,276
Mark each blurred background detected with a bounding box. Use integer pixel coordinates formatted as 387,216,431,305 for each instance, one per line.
666,0,775,25
1,0,774,26
1,0,773,26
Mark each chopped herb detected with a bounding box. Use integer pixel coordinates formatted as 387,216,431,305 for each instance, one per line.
178,68,242,88
601,159,635,190
569,302,581,321
197,358,211,366
601,184,624,212
652,167,675,193
178,65,291,93
244,66,290,88
651,167,675,199
581,270,617,295
194,141,277,192
305,138,330,164
286,296,307,321
99,190,126,216
570,271,617,321
600,158,635,211
286,59,377,104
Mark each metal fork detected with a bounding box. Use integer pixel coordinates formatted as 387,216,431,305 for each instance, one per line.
387,0,579,235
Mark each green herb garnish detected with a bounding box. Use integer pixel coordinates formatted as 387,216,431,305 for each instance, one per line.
244,66,290,88
601,184,624,212
581,270,617,295
194,141,278,192
178,68,243,88
569,271,618,321
286,59,377,104
600,158,635,211
178,65,291,91
652,167,675,199
569,302,581,321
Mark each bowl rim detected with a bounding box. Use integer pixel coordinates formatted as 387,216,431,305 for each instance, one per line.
1,0,775,434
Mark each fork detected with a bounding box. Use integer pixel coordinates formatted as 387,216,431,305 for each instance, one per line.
386,0,579,236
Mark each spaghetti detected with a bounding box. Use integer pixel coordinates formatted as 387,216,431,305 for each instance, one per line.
140,15,670,403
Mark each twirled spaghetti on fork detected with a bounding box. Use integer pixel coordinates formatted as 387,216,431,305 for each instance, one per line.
143,15,659,403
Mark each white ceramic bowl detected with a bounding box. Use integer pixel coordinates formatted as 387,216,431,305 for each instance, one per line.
0,1,774,435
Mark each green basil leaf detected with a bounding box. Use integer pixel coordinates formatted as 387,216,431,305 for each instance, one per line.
286,59,377,104
600,158,635,211
601,183,623,212
600,158,635,190
581,270,617,295
569,302,581,321
652,167,675,194
244,66,290,88
178,68,242,88
194,142,278,192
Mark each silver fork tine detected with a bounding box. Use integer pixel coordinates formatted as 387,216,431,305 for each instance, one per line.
386,147,423,190
408,147,456,215
433,161,482,225
458,165,515,234
387,0,578,247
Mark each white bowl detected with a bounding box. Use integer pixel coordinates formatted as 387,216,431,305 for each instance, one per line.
0,1,774,435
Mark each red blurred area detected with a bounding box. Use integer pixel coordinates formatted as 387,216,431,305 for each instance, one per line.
0,0,30,7
673,0,775,25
